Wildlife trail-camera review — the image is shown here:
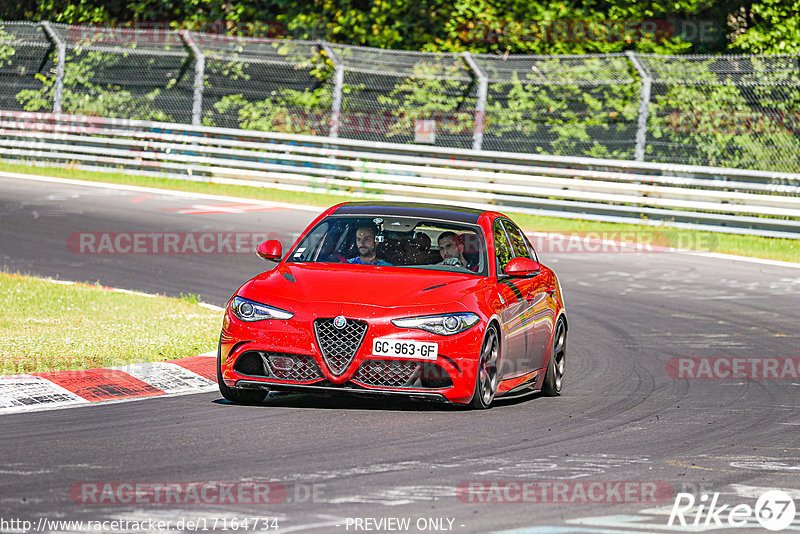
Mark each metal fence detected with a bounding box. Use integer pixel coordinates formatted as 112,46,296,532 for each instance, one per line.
1,21,800,173
1,111,799,239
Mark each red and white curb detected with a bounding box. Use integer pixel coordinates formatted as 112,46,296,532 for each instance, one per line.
1,275,224,415
0,352,219,415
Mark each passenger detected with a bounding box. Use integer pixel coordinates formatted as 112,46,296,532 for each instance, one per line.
404,232,431,265
438,231,478,271
349,225,392,266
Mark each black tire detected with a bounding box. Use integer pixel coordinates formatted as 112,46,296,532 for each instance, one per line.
470,325,500,409
217,340,266,404
542,317,566,396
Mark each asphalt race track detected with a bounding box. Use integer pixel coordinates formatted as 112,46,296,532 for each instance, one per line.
1,173,800,533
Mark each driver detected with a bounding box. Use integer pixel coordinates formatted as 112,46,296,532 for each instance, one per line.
349,225,392,266
438,231,478,271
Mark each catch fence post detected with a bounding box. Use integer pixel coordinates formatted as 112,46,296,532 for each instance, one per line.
626,51,651,162
322,42,344,138
461,52,488,151
180,30,205,126
40,21,66,113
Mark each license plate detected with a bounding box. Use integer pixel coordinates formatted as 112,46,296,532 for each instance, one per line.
372,338,438,361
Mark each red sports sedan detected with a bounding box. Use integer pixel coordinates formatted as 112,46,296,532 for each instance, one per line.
217,202,567,408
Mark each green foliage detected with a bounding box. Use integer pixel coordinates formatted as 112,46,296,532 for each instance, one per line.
434,0,724,54
0,28,15,69
646,56,800,172
482,59,640,159
375,60,475,139
179,292,199,304
16,49,176,121
208,88,332,133
5,0,800,172
730,0,800,54
4,0,740,54
200,39,333,130
21,0,112,24
6,0,795,55
277,0,447,50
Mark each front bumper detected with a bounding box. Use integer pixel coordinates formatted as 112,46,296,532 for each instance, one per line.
235,380,451,403
220,308,485,404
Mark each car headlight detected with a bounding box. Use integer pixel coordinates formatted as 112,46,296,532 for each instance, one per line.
392,313,480,336
230,296,293,322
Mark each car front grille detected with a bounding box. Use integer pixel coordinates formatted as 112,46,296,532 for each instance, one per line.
233,351,323,381
352,360,421,387
313,317,368,376
352,360,453,389
262,353,323,381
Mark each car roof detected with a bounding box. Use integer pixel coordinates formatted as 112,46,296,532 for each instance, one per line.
333,202,487,224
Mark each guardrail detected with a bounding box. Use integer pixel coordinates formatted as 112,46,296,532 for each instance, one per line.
1,110,799,239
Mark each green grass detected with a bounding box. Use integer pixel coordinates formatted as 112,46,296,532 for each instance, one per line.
510,213,799,262
0,272,222,375
1,160,797,263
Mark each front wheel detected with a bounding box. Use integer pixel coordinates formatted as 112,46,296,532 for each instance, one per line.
217,340,266,404
470,325,500,409
541,317,566,396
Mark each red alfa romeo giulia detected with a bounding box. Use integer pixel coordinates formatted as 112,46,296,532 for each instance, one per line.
217,202,567,408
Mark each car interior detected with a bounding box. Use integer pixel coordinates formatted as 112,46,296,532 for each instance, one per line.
289,216,486,273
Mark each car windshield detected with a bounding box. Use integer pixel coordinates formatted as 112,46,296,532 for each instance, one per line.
287,215,487,275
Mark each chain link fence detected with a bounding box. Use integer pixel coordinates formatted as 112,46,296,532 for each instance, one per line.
0,22,54,112
199,35,330,133
1,21,799,173
328,44,478,149
475,53,640,159
640,54,800,173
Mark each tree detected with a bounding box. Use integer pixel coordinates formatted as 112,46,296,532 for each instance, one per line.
729,0,800,54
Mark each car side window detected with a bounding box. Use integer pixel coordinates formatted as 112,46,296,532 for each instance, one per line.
522,231,539,263
291,221,330,261
493,220,515,275
502,220,532,260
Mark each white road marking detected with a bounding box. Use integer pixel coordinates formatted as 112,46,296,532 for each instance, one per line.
729,484,800,499
0,170,322,212
277,515,350,533
328,485,454,506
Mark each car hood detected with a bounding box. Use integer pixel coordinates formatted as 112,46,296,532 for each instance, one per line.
241,262,487,312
